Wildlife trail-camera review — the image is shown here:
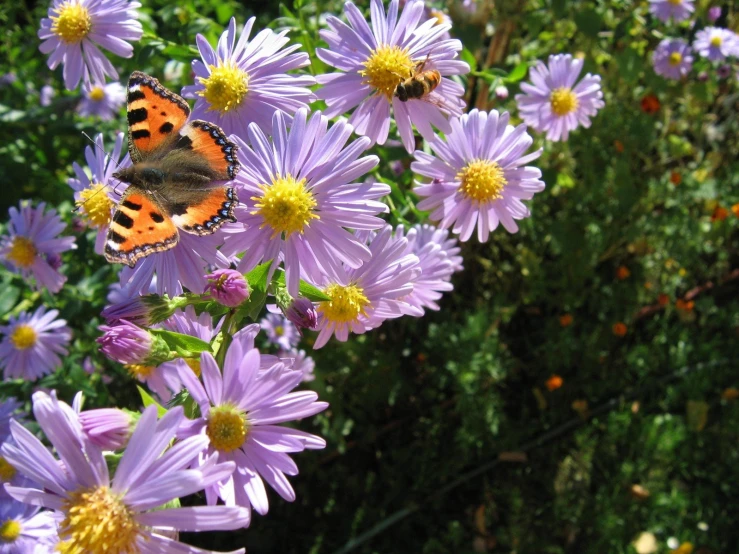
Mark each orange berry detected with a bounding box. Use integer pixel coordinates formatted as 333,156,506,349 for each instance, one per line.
545,375,563,391
640,94,660,114
669,171,682,185
612,322,627,336
614,140,624,153
732,203,739,218
711,206,729,221
657,293,669,306
559,314,573,327
616,266,631,280
722,388,739,401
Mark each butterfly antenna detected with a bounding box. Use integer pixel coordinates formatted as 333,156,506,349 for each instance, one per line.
81,131,125,173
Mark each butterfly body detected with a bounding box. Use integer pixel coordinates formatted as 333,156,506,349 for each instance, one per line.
105,72,240,267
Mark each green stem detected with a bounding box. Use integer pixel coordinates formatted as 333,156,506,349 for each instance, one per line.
215,310,235,369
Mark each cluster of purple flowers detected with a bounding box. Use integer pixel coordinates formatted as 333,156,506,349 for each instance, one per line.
648,3,739,82
0,0,621,550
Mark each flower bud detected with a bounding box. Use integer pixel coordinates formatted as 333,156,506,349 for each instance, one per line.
79,408,133,450
495,85,509,100
284,297,318,331
204,269,250,307
101,294,174,326
97,321,171,365
707,6,721,22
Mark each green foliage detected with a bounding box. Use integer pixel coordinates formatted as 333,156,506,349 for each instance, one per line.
1,0,738,553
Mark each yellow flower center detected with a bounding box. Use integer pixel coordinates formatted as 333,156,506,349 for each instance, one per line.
252,174,318,238
206,405,247,453
550,87,579,116
457,159,508,203
710,36,722,47
0,519,21,543
10,324,37,350
88,87,105,102
319,283,370,324
58,486,140,554
360,45,415,99
429,9,446,25
125,364,155,379
198,63,249,113
51,1,92,44
185,357,201,377
77,183,113,228
668,52,683,66
667,0,682,4
275,325,284,336
7,236,36,268
0,457,17,482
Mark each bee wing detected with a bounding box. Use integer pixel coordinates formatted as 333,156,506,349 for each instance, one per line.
418,91,464,117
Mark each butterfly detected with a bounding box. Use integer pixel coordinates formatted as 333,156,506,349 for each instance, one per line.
104,71,239,267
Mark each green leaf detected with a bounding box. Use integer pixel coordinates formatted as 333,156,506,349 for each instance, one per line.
274,272,331,302
214,4,233,25
245,262,272,293
574,9,603,39
299,281,331,302
0,286,20,320
149,329,211,357
504,62,529,84
460,48,477,72
234,288,267,322
138,386,167,417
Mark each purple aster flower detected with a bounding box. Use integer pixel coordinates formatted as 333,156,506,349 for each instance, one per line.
707,6,722,22
97,320,170,366
0,73,16,87
181,17,315,137
0,498,58,553
40,84,55,107
77,81,126,119
176,327,327,516
515,54,604,142
68,131,130,254
693,27,737,61
309,225,420,349
0,202,75,293
2,391,250,552
38,0,143,90
283,297,319,331
205,268,250,307
0,307,71,381
412,109,545,240
316,0,470,152
414,223,463,272
0,398,24,444
653,38,693,80
221,108,388,296
260,313,300,350
717,64,732,78
394,223,463,313
279,349,316,382
648,0,695,22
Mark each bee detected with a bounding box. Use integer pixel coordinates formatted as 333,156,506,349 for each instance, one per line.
394,56,441,102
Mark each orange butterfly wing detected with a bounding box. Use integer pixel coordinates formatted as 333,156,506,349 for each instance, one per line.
174,121,239,181
126,71,190,161
172,187,238,236
104,191,179,267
